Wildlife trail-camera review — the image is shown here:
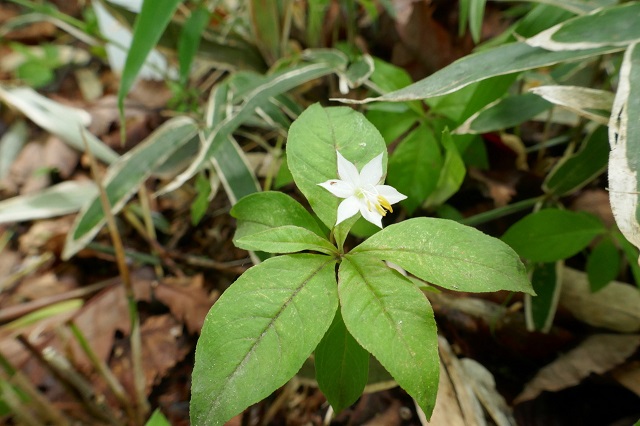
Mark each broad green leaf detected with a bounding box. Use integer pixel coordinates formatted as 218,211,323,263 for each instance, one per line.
178,6,210,84
117,0,183,113
365,104,418,143
608,42,640,252
0,86,117,164
0,181,97,224
235,226,336,255
530,85,613,124
335,42,622,104
387,124,442,213
526,2,640,51
315,309,369,413
587,237,620,292
455,93,552,134
501,209,605,262
287,104,387,235
525,262,562,332
63,116,198,259
543,126,609,196
231,191,326,240
352,217,532,294
369,57,422,115
339,254,439,419
424,129,466,208
613,231,640,289
191,254,338,426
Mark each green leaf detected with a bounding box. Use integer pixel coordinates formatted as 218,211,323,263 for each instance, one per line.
191,254,338,426
145,409,171,426
352,217,532,294
117,0,183,113
287,104,387,234
178,6,210,84
249,0,282,64
525,262,562,332
235,226,337,255
231,191,326,240
315,309,369,413
424,129,466,208
608,42,640,252
613,230,640,289
191,172,212,225
339,254,439,419
587,237,621,292
336,42,622,104
469,0,487,43
501,209,606,262
63,116,198,259
455,93,552,134
387,124,442,213
210,134,261,204
0,86,118,164
0,181,97,224
527,2,640,51
365,104,418,143
543,126,609,196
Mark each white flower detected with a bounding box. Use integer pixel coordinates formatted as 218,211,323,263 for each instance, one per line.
318,151,407,228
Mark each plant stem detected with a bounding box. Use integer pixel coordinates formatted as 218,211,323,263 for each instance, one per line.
460,196,545,227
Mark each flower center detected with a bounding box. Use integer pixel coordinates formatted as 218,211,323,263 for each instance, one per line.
356,187,393,216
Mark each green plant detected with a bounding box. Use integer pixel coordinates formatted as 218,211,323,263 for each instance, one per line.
189,104,534,425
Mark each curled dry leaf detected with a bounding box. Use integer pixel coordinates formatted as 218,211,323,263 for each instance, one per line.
560,267,640,332
515,333,640,404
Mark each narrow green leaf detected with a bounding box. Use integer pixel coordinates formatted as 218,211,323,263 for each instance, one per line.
287,104,387,236
191,172,212,225
210,134,260,204
315,309,369,413
490,0,614,15
0,86,118,164
455,93,552,134
63,116,198,259
335,42,621,103
501,209,605,262
608,42,640,252
0,181,97,224
191,254,338,426
543,126,609,196
117,0,183,112
387,124,442,213
249,0,281,64
352,217,532,294
231,191,326,240
339,254,439,419
527,2,640,51
469,0,486,43
587,237,620,292
178,6,210,84
525,262,562,332
235,226,337,255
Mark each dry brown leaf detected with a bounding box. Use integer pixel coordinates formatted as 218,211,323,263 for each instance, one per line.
570,189,615,228
43,136,79,179
612,361,640,397
560,267,640,332
460,358,515,426
139,314,190,393
515,334,640,404
4,141,47,195
153,275,216,334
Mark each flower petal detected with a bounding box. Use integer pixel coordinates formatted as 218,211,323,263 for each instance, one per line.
376,185,407,204
336,196,361,225
360,153,384,186
336,151,361,186
318,179,354,198
359,202,383,228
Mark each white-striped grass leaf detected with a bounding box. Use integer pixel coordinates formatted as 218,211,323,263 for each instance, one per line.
62,116,198,259
529,85,613,125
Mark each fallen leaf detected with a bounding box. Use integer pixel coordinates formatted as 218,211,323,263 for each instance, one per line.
152,275,217,335
612,361,640,397
560,267,640,332
515,333,640,404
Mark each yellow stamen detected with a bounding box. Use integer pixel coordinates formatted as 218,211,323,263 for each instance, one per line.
378,195,393,213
